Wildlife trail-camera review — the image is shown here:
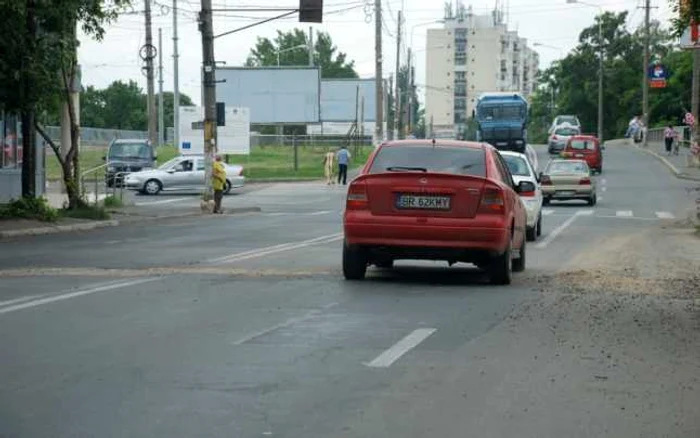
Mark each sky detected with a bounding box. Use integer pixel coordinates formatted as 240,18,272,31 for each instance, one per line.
78,0,675,108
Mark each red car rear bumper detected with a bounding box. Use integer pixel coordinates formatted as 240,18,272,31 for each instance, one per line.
344,211,511,255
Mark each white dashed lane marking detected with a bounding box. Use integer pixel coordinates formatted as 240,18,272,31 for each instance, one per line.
616,210,633,217
655,211,675,219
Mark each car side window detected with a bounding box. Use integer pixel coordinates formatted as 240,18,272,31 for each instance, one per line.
496,154,517,188
196,159,205,171
492,153,514,188
175,160,193,172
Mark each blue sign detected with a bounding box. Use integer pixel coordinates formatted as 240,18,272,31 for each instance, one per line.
647,63,669,80
182,141,191,150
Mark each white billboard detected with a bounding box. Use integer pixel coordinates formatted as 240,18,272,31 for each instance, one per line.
178,106,251,156
215,67,321,124
320,79,377,122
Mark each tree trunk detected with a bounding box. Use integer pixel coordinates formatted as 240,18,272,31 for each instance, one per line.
21,110,36,198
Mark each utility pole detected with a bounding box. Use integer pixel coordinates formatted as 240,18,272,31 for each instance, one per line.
374,0,384,143
597,16,604,144
308,27,314,66
692,50,700,146
173,0,180,148
642,0,651,146
393,11,402,140
388,73,394,138
144,0,157,146
199,0,217,202
406,48,413,137
158,28,164,147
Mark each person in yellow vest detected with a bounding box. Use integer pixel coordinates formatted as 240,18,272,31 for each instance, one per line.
323,148,335,185
212,155,227,214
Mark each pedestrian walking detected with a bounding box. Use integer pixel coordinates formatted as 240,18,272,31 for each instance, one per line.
212,155,227,214
336,145,351,185
323,148,335,185
664,125,678,155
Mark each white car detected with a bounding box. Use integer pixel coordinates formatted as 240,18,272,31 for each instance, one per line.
124,155,245,195
500,151,543,241
524,143,539,174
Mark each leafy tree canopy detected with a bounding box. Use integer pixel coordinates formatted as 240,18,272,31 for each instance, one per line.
245,28,358,79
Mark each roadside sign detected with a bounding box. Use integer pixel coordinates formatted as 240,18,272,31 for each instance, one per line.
178,106,251,156
648,63,669,88
684,112,695,126
680,23,700,48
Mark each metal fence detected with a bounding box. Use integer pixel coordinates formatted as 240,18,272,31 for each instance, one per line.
646,125,692,145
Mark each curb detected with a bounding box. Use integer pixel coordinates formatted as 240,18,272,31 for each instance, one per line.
633,145,700,182
111,206,262,222
0,207,263,239
0,219,119,239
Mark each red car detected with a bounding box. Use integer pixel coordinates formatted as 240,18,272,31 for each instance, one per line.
342,139,530,285
560,135,603,173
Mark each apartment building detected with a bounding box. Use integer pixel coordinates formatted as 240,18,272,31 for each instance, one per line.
424,2,539,138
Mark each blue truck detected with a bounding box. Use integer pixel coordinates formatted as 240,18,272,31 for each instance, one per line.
473,92,529,153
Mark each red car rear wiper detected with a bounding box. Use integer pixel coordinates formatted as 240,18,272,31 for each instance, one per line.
386,166,428,172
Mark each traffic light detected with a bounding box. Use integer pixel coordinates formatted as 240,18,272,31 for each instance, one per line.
299,0,322,23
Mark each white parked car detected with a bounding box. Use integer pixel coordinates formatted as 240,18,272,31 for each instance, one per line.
124,155,245,195
500,151,543,241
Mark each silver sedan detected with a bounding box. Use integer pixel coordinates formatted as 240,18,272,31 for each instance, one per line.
124,155,245,195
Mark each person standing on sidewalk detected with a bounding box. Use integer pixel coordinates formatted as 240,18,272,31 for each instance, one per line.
336,145,351,185
212,155,227,214
664,125,678,156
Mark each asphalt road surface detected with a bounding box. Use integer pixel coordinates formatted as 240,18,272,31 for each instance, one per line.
1,144,699,438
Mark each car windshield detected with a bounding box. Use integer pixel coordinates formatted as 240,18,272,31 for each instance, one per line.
547,161,589,174
555,127,579,136
109,142,150,159
368,144,486,177
557,116,578,125
569,140,595,150
158,157,183,170
479,104,524,120
502,155,531,176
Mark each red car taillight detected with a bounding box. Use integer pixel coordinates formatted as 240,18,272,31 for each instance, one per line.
478,187,506,214
540,175,552,185
346,183,368,210
579,177,591,185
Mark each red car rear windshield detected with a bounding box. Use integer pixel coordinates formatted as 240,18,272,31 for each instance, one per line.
569,139,595,150
368,144,487,177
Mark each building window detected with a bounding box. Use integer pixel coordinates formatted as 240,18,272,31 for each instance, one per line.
454,98,466,110
455,56,466,65
454,71,466,81
454,84,466,96
1,113,19,169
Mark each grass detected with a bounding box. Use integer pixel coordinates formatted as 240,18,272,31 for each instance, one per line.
102,195,123,208
47,144,373,182
60,205,111,221
230,144,373,180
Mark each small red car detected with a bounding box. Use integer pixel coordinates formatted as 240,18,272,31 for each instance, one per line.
342,139,530,285
561,135,603,173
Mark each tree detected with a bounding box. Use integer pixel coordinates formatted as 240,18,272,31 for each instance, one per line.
0,0,132,207
528,12,685,140
386,65,420,139
245,28,358,79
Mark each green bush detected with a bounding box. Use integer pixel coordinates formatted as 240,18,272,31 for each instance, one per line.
103,195,123,208
61,205,111,221
0,197,60,222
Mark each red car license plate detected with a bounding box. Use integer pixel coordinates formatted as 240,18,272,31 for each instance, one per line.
396,194,451,210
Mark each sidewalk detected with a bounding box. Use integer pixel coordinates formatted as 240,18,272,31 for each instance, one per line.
638,140,700,181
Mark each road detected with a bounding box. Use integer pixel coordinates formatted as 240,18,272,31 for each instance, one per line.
1,144,699,437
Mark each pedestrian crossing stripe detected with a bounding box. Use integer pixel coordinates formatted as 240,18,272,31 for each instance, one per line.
616,210,633,217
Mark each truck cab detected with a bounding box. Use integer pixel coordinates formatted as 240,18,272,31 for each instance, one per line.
104,139,157,188
474,93,528,153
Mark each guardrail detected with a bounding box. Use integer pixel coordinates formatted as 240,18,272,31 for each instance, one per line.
80,163,127,205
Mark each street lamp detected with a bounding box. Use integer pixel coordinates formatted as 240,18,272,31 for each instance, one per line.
275,44,308,66
410,19,445,48
566,0,603,142
533,42,564,59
